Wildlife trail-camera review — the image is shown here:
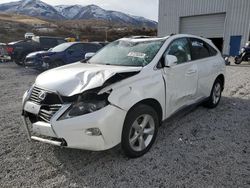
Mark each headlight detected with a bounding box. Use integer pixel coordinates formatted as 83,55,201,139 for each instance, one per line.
59,92,109,120
240,48,245,54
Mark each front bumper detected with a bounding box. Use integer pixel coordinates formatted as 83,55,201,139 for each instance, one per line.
22,102,127,151
25,59,48,70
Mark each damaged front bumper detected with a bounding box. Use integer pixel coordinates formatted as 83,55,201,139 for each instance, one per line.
22,98,127,151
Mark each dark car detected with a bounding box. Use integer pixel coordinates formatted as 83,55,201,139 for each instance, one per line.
24,42,102,70
0,43,11,63
8,36,65,65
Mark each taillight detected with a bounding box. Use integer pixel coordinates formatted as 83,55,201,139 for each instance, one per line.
6,46,14,54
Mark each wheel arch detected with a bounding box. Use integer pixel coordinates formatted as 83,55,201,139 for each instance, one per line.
216,74,225,90
126,98,163,124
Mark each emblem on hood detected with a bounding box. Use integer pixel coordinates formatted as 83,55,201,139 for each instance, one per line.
38,91,47,101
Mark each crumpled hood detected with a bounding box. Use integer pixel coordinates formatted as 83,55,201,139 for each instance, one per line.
35,62,142,96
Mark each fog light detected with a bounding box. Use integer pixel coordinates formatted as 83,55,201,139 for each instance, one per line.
85,128,102,136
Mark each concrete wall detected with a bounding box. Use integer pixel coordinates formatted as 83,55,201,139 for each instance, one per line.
158,0,250,54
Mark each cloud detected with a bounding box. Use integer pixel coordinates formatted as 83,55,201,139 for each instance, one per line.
0,0,159,21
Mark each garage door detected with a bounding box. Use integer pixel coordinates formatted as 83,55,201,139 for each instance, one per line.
180,14,226,38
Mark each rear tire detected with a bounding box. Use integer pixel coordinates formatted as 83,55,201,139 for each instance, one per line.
15,55,26,66
203,79,222,108
121,104,158,158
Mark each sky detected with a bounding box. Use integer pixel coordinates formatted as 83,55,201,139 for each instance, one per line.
0,0,159,21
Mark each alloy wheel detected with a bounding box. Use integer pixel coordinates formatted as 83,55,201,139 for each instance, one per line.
129,114,155,152
212,82,221,104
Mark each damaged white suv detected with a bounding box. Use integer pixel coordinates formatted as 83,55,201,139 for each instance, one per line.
22,34,225,158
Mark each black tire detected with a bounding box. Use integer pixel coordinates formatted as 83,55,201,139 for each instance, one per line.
203,79,223,108
48,60,63,69
14,57,24,66
121,104,159,158
234,57,242,64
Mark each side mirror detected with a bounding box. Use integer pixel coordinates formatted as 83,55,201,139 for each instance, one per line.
164,55,178,67
85,52,95,59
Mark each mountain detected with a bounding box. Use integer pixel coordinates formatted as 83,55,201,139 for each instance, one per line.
63,5,157,28
54,5,83,19
0,0,157,28
0,0,63,20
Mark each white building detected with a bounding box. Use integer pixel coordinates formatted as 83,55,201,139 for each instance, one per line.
158,0,250,55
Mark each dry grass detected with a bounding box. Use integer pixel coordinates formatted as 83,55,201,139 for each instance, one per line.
0,13,50,25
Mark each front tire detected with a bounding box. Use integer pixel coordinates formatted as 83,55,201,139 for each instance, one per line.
203,79,222,108
235,56,242,64
121,104,159,158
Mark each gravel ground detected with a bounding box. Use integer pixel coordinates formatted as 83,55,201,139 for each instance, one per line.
0,62,250,188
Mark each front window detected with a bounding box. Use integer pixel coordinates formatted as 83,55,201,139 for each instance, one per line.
166,38,191,64
89,39,165,67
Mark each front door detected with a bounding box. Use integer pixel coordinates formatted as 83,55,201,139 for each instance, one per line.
162,38,198,117
230,36,242,56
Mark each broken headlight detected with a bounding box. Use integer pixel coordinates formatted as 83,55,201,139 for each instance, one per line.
59,92,109,120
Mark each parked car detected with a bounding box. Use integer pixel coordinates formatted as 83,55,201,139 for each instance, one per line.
22,34,226,158
0,43,11,63
234,41,250,64
24,32,35,40
24,42,103,70
8,36,65,65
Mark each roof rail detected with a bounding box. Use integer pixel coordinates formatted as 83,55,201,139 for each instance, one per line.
129,36,151,39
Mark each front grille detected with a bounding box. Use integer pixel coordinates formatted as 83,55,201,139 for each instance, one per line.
38,105,62,123
29,86,62,105
29,86,42,103
27,86,63,123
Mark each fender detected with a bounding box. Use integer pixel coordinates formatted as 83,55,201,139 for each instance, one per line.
101,69,166,120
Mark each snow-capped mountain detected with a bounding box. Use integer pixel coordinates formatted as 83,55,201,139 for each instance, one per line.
0,0,63,20
54,5,83,19
0,0,157,28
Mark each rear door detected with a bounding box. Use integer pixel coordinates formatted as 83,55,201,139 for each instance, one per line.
189,37,219,99
162,37,198,117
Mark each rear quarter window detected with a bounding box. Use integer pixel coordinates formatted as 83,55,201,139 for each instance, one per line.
207,43,218,56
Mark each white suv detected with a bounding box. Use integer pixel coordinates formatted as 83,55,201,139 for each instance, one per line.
22,34,226,158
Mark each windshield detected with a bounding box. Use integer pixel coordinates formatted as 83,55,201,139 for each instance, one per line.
50,42,71,52
89,39,165,67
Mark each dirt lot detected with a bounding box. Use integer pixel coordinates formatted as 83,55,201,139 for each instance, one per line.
0,62,250,187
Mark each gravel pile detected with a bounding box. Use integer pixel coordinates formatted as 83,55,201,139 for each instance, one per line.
0,62,249,187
